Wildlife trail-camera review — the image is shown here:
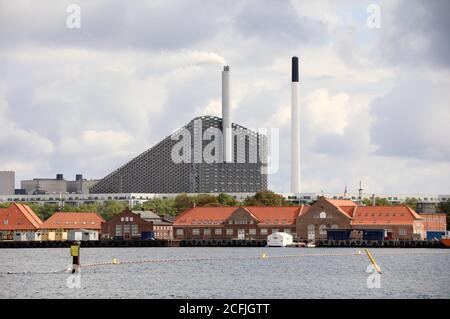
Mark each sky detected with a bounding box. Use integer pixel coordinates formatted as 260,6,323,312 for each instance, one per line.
0,0,449,195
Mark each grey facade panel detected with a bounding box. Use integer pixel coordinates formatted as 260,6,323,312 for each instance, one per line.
90,116,268,194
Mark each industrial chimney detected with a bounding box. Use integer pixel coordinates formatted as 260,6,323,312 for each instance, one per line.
291,57,301,193
222,66,232,163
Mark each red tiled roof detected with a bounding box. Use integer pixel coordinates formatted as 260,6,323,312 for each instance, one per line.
340,206,357,218
0,203,43,230
351,206,420,225
174,206,304,226
326,199,357,207
42,212,105,230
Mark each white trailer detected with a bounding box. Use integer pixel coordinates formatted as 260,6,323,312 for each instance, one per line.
267,232,293,247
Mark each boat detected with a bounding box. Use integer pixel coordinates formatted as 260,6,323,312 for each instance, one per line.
306,241,316,248
441,238,450,248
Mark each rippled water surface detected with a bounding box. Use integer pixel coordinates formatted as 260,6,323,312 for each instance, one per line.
0,247,448,298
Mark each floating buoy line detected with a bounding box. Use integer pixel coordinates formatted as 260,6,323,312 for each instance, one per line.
1,250,448,275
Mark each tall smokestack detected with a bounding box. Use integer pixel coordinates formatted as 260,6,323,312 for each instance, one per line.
222,65,232,162
291,57,301,193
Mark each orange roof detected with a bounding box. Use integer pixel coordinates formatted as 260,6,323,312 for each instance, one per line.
340,206,357,218
42,212,105,230
326,199,357,207
174,206,304,226
0,203,43,230
351,206,421,226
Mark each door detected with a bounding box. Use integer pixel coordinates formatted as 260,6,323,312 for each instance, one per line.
238,229,245,240
307,225,315,241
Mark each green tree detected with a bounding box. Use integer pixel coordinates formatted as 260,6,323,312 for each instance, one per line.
402,198,418,210
100,201,128,221
217,193,239,206
174,193,194,214
133,198,177,216
244,190,286,206
193,194,219,207
437,200,450,230
362,197,392,206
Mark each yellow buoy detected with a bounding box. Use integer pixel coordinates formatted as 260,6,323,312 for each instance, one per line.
357,250,362,255
260,253,268,259
112,258,118,264
364,248,382,274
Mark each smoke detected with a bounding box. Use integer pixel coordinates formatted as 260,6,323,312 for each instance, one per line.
158,49,227,68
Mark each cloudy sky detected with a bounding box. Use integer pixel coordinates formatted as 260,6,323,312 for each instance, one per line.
0,0,449,195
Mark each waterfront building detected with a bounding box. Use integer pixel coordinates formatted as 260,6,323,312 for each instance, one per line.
101,208,155,240
41,212,104,241
173,206,301,240
0,203,43,240
420,213,447,237
132,210,173,240
297,198,425,241
174,198,427,241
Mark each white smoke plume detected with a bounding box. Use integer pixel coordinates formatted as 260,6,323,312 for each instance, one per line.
157,49,227,68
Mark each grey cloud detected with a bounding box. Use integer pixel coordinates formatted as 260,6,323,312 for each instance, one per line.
370,75,450,162
379,0,450,68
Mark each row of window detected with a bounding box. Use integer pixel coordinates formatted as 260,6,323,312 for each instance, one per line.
176,228,293,236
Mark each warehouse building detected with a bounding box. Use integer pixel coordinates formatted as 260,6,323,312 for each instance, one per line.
41,211,104,241
0,203,43,240
173,206,302,240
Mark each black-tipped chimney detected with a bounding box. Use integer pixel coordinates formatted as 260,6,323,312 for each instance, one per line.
292,56,299,82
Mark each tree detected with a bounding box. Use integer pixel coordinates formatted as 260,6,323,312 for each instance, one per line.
134,198,177,216
100,201,128,221
437,200,450,230
193,194,219,207
217,193,238,206
402,198,418,210
362,197,392,206
174,193,194,214
244,190,286,206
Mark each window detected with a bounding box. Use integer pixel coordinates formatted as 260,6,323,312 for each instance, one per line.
198,219,202,224
130,217,134,222
282,219,286,224
82,221,86,224
399,229,407,236
274,219,279,225
272,229,279,233
215,228,222,235
226,229,233,235
228,220,233,225
91,222,95,225
260,229,268,235
176,229,184,235
3,220,8,225
319,212,327,219
331,224,338,229
131,225,139,236
319,224,327,235
204,228,211,235
115,225,122,236
283,229,290,233
249,229,256,235
192,229,200,236
125,217,129,222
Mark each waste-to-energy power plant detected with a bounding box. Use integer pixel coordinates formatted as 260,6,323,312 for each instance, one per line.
90,66,268,194
91,57,302,194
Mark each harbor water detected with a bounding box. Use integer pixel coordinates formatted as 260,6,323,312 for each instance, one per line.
0,247,449,299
